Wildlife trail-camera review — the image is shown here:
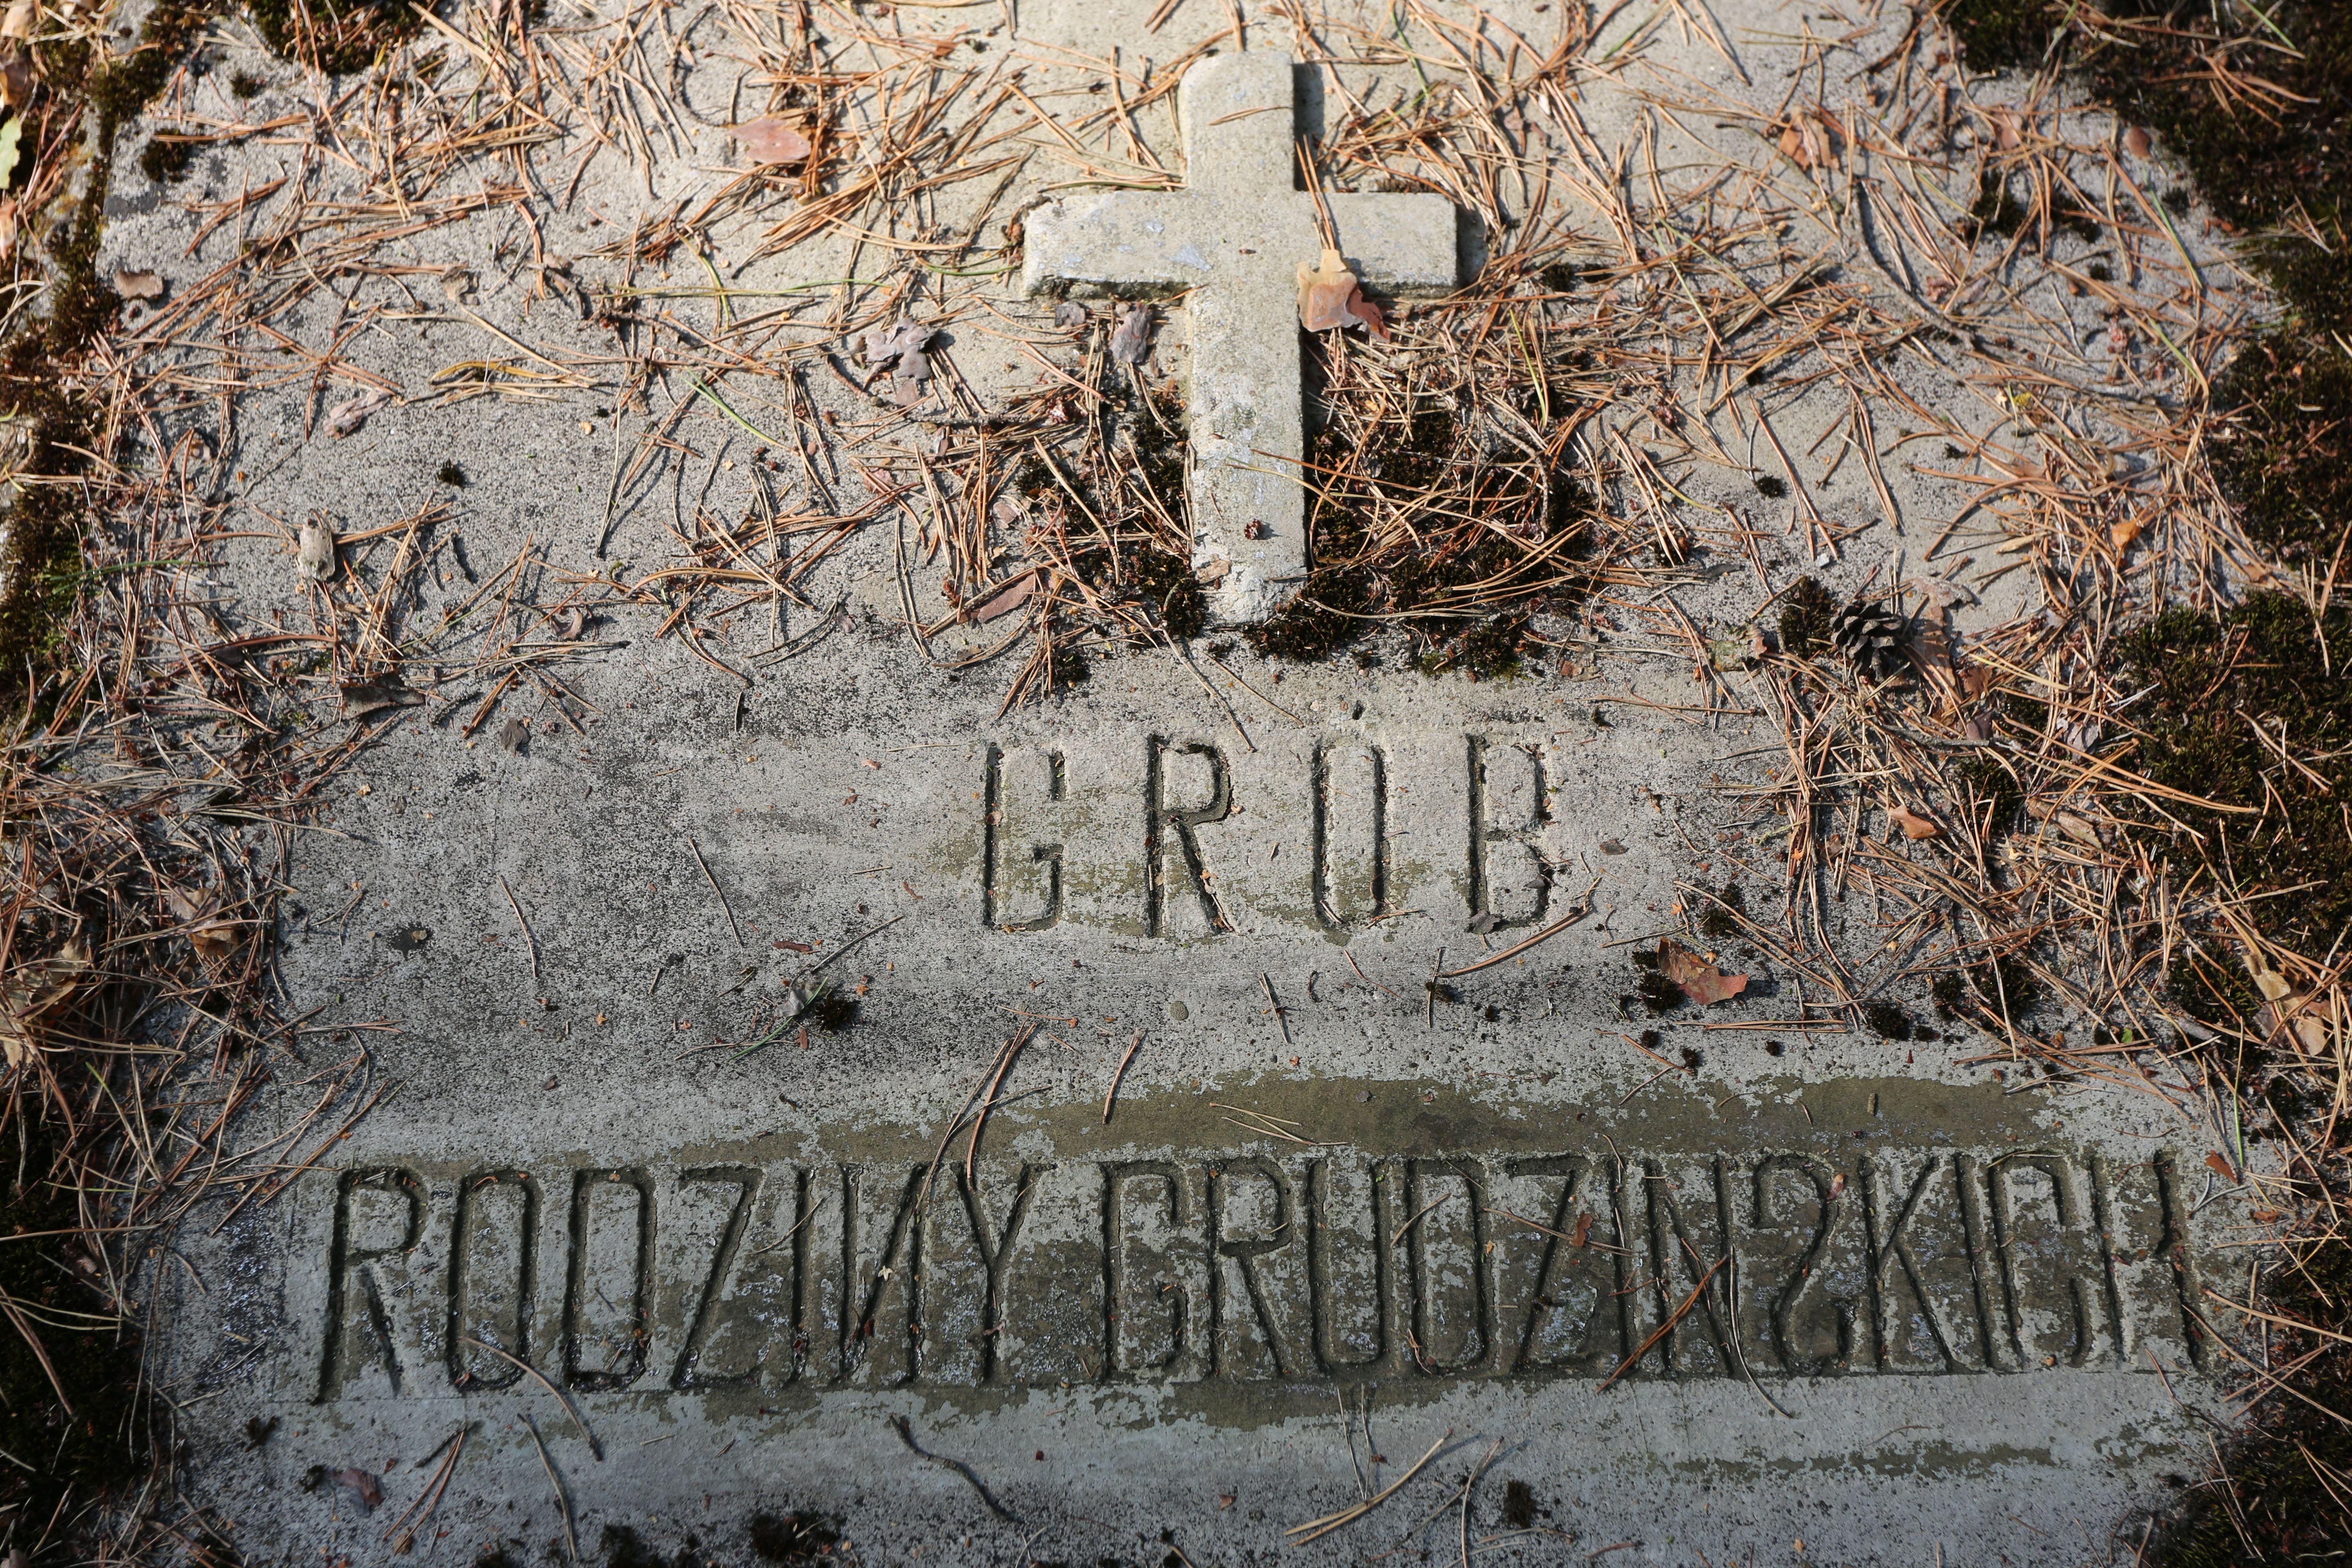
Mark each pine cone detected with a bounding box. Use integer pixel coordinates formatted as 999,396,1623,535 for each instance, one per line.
1831,597,1910,680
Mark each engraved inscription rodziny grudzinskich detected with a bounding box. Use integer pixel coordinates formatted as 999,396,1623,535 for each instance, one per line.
308,1145,2209,1403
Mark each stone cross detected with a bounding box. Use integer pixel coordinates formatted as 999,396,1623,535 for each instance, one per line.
1020,51,1460,624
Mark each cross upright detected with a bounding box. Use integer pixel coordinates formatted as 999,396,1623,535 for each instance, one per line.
1020,51,1461,624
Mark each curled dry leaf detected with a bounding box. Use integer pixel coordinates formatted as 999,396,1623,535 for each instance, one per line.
1888,804,1940,840
295,515,337,583
497,717,530,754
1344,285,1387,341
1,936,91,1069
0,0,31,39
1657,938,1748,1006
439,266,477,303
339,679,423,717
0,53,28,111
861,317,933,372
2111,515,2146,550
733,117,812,165
1107,304,1153,365
968,567,1041,623
325,387,391,438
333,1468,384,1510
1296,247,1359,332
114,268,165,301
1052,300,1089,330
2124,125,2152,158
1775,109,1846,169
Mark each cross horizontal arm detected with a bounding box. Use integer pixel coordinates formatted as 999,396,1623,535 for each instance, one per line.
1322,192,1461,293
1020,193,1209,296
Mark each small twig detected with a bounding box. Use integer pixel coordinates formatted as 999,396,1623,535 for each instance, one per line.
1102,1030,1143,1124
1440,893,1596,977
497,875,539,979
1261,972,1292,1045
890,1414,1020,1522
524,1416,578,1562
1285,1430,1453,1545
687,836,744,948
461,1337,603,1460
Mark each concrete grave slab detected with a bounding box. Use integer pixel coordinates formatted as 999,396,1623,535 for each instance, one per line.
82,0,2270,1560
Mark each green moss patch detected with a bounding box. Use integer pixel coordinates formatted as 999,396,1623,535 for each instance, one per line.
1247,390,1594,677
245,0,422,75
2209,334,2352,564
2120,593,2352,969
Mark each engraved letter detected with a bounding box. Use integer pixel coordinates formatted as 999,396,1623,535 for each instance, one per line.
1751,1154,1853,1374
838,1164,926,1385
670,1166,763,1390
1467,736,1550,930
319,1167,424,1400
1146,738,1233,936
565,1168,655,1390
1210,1157,1296,1378
448,1169,538,1389
960,1163,1048,1384
1307,1158,1390,1374
983,744,1065,931
1313,742,1390,930
1102,1161,1202,1378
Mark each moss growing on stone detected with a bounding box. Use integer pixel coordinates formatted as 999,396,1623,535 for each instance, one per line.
2120,594,2352,967
138,133,195,184
1697,881,1745,938
1247,388,1591,676
1777,576,1835,659
245,0,423,75
1935,0,2060,73
1951,752,2022,837
2209,335,2352,564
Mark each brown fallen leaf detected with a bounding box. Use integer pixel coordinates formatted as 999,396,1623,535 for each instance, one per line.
734,117,812,165
1888,804,1940,840
295,514,337,583
1774,110,1845,169
1569,1211,1592,1248
0,936,91,1069
334,1468,384,1510
1344,285,1388,341
967,567,1040,623
2205,1152,2241,1185
1657,939,1748,1006
1108,304,1153,365
114,268,166,301
2111,516,2146,550
325,388,391,438
1297,246,1359,332
2124,125,2152,158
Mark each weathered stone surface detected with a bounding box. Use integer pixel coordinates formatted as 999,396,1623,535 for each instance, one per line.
137,653,2233,1562
91,0,2266,1560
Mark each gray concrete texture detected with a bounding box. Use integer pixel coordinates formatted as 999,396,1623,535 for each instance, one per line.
94,0,2267,1559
